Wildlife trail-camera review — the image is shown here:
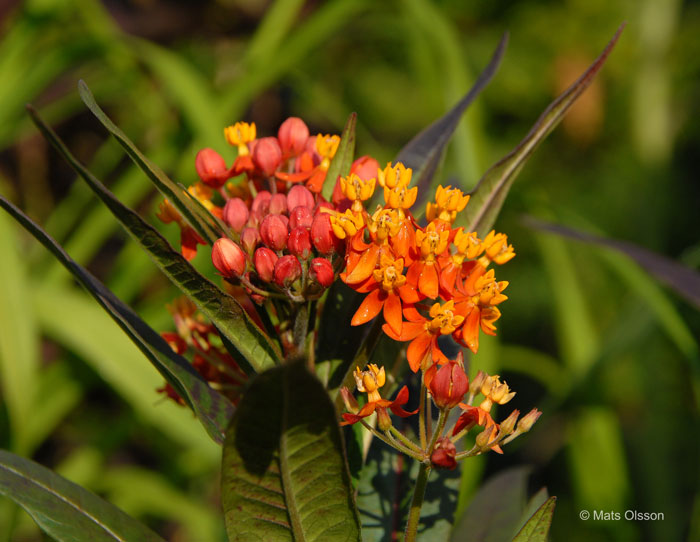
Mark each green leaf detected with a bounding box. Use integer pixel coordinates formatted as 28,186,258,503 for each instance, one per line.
460,23,625,236
321,112,357,201
0,196,234,445
450,467,530,542
396,32,507,208
77,80,220,245
525,217,700,310
0,449,165,542
28,104,282,374
221,359,360,542
512,497,557,542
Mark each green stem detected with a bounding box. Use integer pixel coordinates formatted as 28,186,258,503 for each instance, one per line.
418,378,427,449
404,462,431,542
389,426,423,454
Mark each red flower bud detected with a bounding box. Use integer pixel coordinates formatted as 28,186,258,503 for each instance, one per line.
287,227,312,259
311,213,338,254
428,360,468,409
240,227,260,254
278,117,310,156
222,198,249,232
430,437,457,470
260,214,288,251
309,258,334,288
274,254,302,287
252,137,282,176
268,193,288,215
254,247,278,282
195,148,229,188
287,185,314,211
289,205,313,229
350,155,380,181
251,190,271,218
211,238,246,277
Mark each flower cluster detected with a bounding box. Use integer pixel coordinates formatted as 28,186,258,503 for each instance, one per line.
331,162,514,371
157,297,246,405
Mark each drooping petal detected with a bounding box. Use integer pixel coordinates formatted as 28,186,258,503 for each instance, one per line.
345,244,380,284
462,307,481,354
382,320,423,341
429,337,449,365
398,282,421,304
340,402,377,425
351,289,384,326
275,170,313,183
383,292,403,336
418,262,439,299
389,385,418,417
407,333,432,372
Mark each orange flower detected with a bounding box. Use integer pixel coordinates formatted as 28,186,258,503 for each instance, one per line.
438,229,483,295
340,365,416,426
406,221,450,299
452,404,503,454
276,134,340,192
383,300,466,372
350,253,415,335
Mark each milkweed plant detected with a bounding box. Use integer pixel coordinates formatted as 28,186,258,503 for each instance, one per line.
0,25,624,542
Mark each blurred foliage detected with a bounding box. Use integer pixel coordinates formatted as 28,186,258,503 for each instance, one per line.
0,0,697,540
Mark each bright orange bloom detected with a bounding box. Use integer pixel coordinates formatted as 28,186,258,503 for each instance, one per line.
225,122,256,176
425,185,470,223
383,300,466,372
439,229,483,295
406,221,450,299
156,198,206,261
479,230,515,266
276,134,341,192
340,364,416,426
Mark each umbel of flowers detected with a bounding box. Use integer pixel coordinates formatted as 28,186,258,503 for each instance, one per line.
155,116,540,469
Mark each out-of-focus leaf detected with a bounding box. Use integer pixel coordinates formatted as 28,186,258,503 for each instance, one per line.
512,496,557,542
77,80,220,245
221,359,360,542
525,217,700,310
515,488,549,534
0,212,39,454
242,0,306,69
450,467,530,542
396,32,507,208
461,24,625,236
0,450,165,542
29,105,282,374
0,197,234,445
321,112,357,200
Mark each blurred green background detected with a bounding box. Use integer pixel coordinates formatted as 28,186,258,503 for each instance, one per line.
0,0,697,540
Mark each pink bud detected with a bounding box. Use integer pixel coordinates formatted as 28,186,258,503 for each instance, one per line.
254,247,278,282
309,258,334,288
311,213,337,255
287,185,314,211
251,191,271,217
278,214,289,230
195,148,229,188
274,255,302,287
240,227,260,254
252,137,282,176
211,238,246,277
269,193,288,215
350,155,380,181
260,214,288,251
278,117,310,156
289,206,313,229
287,227,312,259
222,198,249,232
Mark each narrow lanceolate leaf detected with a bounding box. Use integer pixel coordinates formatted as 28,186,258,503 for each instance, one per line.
0,450,165,542
512,497,557,542
0,197,234,445
222,359,361,542
77,80,220,245
321,112,357,201
461,23,625,236
525,218,700,310
27,106,281,374
397,32,508,209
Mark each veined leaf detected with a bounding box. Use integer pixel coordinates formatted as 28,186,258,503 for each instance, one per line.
0,450,165,542
28,105,282,374
0,197,234,445
512,497,557,542
222,359,360,542
396,32,507,209
461,23,626,236
77,80,220,245
525,217,700,310
322,112,357,201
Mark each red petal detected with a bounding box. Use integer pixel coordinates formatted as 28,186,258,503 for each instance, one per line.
383,292,403,336
351,289,384,326
389,386,418,417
